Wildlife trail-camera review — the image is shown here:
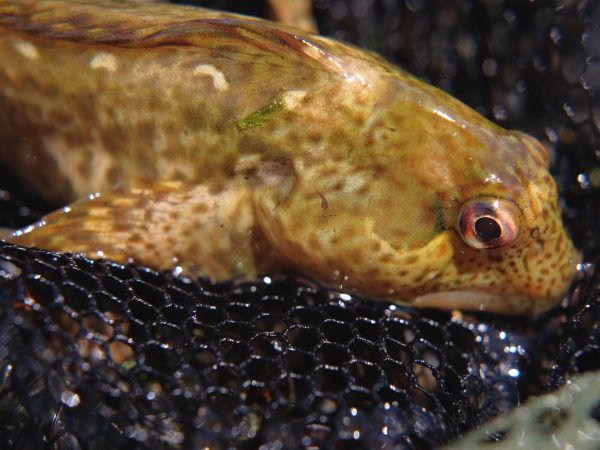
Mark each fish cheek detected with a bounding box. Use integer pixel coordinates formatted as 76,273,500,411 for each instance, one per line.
446,231,539,303
444,233,507,288
255,181,456,300
253,175,350,281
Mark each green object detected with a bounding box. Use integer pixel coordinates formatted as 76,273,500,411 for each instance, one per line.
236,97,286,129
446,372,600,449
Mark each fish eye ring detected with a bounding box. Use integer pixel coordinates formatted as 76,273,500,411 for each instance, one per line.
457,197,521,249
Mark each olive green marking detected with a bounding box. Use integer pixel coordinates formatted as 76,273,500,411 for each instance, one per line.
121,359,137,371
236,97,287,129
431,201,446,235
466,162,489,182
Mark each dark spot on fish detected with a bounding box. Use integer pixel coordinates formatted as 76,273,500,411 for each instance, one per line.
380,253,393,263
405,255,419,264
191,201,208,214
316,191,328,210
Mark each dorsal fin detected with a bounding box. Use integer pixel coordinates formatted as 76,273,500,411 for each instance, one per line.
0,0,343,75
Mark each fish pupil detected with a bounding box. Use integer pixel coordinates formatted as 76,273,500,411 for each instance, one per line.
474,216,501,240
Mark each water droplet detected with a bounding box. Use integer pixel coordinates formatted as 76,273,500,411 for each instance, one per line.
493,105,507,121
582,29,600,59
533,55,547,73
550,26,562,45
60,390,80,408
405,0,422,12
515,80,527,93
577,262,594,273
545,127,559,143
482,58,498,77
508,368,520,377
0,261,22,279
504,9,516,22
563,102,575,117
582,61,600,94
577,173,590,190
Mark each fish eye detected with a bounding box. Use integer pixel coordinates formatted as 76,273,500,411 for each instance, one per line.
457,197,521,249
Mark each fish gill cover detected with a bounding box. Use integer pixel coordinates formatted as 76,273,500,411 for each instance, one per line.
0,0,599,448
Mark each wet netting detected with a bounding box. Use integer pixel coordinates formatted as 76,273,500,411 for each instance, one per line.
1,0,599,448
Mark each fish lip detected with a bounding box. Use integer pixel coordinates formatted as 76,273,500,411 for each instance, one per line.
412,290,539,316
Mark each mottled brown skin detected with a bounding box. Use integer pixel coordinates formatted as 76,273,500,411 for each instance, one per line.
0,0,580,315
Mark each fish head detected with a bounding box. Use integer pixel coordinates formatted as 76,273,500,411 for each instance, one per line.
252,53,580,316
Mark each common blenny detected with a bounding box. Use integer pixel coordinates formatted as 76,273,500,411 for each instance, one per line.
0,0,579,315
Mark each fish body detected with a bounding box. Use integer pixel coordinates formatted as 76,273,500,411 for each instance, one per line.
0,0,579,315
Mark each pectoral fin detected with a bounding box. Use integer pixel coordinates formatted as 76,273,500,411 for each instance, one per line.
5,182,279,280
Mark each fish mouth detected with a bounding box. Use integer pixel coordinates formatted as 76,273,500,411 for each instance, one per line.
411,290,537,316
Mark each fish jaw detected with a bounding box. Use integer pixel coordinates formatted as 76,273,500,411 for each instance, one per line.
412,291,534,315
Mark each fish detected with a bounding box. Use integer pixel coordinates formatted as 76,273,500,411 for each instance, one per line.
0,0,580,315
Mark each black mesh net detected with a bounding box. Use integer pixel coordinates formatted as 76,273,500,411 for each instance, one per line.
0,242,531,449
1,0,599,449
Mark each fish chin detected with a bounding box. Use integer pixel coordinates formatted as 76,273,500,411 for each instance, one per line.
411,290,539,316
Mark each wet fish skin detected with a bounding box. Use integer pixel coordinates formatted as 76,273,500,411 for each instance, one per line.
0,0,580,315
